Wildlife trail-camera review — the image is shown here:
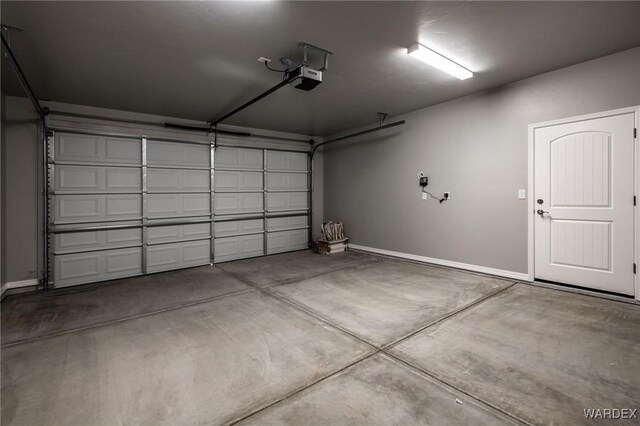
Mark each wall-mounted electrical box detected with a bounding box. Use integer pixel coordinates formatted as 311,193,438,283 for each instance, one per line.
417,172,428,187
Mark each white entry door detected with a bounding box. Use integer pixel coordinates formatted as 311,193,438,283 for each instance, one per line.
534,113,635,295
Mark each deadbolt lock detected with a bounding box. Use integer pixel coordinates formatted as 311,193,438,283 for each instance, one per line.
537,199,544,204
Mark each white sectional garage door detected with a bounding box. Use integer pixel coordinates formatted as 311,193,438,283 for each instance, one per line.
145,139,212,273
212,147,310,262
47,130,310,288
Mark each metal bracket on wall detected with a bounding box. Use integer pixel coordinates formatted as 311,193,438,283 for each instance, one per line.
300,41,333,71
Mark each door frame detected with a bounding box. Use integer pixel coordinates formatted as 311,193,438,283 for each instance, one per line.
527,106,640,301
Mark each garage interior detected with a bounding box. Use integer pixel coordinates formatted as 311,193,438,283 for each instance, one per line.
1,2,640,425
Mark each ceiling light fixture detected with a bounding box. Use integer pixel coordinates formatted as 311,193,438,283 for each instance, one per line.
407,43,473,80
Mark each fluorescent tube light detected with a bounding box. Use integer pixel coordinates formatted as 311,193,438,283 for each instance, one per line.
407,43,473,80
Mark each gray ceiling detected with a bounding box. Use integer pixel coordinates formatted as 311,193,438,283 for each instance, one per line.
2,1,640,136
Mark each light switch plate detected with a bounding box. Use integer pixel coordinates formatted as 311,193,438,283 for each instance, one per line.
422,193,428,200
518,189,526,199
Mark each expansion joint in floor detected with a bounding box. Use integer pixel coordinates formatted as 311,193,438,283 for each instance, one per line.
380,282,517,351
382,351,533,426
228,349,381,425
215,257,381,290
1,288,254,348
214,265,380,350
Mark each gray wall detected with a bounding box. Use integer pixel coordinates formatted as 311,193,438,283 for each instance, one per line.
1,91,6,286
2,95,41,283
324,46,640,274
1,97,324,284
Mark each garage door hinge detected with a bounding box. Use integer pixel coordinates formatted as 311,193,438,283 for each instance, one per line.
635,195,637,206
635,128,637,138
634,263,637,274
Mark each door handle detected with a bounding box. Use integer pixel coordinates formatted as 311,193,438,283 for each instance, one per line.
536,209,549,216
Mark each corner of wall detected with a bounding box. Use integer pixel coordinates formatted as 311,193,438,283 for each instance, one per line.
2,95,43,286
1,90,6,291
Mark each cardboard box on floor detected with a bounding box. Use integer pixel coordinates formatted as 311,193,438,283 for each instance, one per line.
315,238,349,254
316,221,348,254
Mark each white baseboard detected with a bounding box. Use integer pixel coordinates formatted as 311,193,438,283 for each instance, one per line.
349,244,530,282
1,279,39,298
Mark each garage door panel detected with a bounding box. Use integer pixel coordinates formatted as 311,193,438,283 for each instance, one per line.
183,195,211,215
214,219,264,238
266,172,307,191
55,166,141,193
267,229,308,254
55,133,141,164
147,193,210,218
147,168,178,190
148,223,211,244
56,133,100,162
106,249,142,273
55,232,100,252
183,170,211,190
147,141,210,168
183,241,211,262
54,247,142,288
214,234,264,262
105,168,141,190
50,132,312,287
105,228,142,244
54,194,142,223
215,171,263,191
57,253,101,281
106,196,143,217
54,229,142,253
147,240,210,273
56,166,99,191
214,193,263,215
215,147,263,170
266,151,307,171
105,138,141,163
147,168,210,192
266,216,308,232
56,196,101,221
266,192,308,212
147,245,179,270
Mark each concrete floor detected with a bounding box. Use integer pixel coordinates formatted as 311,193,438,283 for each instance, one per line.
2,250,639,425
